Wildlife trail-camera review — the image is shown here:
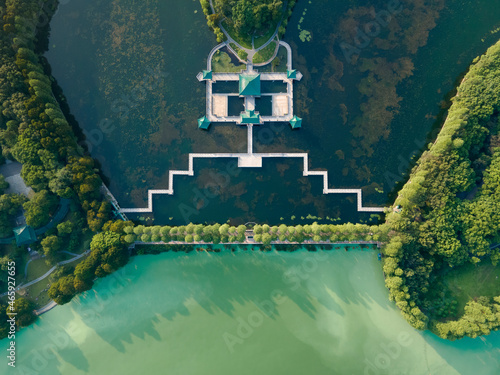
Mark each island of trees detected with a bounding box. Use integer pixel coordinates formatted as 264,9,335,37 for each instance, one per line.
0,0,499,343
200,0,296,43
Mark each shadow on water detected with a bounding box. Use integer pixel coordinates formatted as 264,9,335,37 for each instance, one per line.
10,312,91,374
69,248,390,355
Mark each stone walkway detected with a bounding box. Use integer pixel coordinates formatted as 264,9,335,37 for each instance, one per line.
34,300,57,316
0,161,32,197
119,4,386,215
0,198,71,244
0,250,91,298
120,152,386,213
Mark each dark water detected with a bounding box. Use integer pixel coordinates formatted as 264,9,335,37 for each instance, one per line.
45,0,500,225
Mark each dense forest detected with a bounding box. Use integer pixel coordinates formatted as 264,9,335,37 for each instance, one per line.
0,0,118,337
200,0,296,42
383,40,500,339
0,0,112,232
212,0,283,34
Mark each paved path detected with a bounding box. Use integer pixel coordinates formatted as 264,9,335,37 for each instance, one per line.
206,43,226,71
0,250,90,297
34,198,71,236
0,161,22,178
120,153,386,213
58,250,81,257
101,183,128,221
0,198,71,244
34,300,57,316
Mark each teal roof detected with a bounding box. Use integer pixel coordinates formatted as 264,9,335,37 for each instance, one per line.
240,110,261,124
13,225,36,247
202,70,212,80
198,116,211,130
239,74,261,96
287,69,297,79
289,115,302,129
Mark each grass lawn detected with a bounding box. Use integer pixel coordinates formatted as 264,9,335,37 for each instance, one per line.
229,42,240,53
22,278,52,308
222,21,252,49
25,258,53,281
20,251,89,308
443,261,500,316
254,26,277,49
75,230,93,254
212,51,245,73
253,40,277,64
258,47,287,73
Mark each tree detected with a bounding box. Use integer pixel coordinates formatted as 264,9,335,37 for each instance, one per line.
0,175,8,194
238,49,248,61
0,193,26,236
57,220,73,235
48,275,76,305
23,190,58,228
124,234,136,244
219,224,230,236
9,298,36,328
262,233,272,245
41,235,62,258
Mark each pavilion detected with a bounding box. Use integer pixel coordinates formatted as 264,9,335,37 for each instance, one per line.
13,225,36,247
198,116,211,130
240,109,262,125
239,74,261,97
289,115,302,129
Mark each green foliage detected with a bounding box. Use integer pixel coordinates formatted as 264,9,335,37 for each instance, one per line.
213,0,283,36
48,274,76,305
237,49,248,61
200,0,296,45
0,174,8,194
9,297,36,328
433,297,500,340
384,39,500,338
0,193,26,236
253,41,276,64
51,231,130,305
125,221,387,246
0,0,111,233
23,190,58,228
57,220,74,235
41,234,62,258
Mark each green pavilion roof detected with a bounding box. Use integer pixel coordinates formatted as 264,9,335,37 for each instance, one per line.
202,70,212,80
287,69,297,79
240,110,261,124
13,225,36,247
198,116,211,130
239,74,261,96
289,115,302,129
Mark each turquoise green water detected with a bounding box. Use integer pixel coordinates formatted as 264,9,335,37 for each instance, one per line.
2,250,499,374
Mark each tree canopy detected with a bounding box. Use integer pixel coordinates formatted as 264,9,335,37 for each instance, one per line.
383,39,500,339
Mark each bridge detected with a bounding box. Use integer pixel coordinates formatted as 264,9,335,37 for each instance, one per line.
120,30,385,215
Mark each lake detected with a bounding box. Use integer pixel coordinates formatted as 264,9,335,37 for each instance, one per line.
45,0,500,227
1,249,499,374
